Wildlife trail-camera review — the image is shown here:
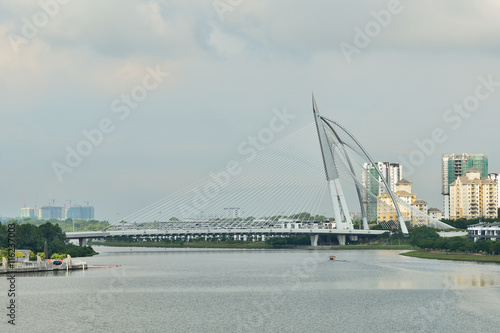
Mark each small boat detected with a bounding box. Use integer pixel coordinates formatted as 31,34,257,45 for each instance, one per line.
329,256,336,261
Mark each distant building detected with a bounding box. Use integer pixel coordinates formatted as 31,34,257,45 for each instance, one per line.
427,208,442,220
20,208,36,219
39,206,64,220
468,222,500,242
362,162,403,222
449,167,498,219
377,179,429,225
66,206,94,220
224,207,241,219
489,173,500,209
442,153,488,219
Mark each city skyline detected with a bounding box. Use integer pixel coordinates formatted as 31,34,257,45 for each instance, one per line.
2,1,500,221
11,152,497,223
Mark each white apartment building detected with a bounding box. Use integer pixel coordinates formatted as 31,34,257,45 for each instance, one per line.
468,222,500,242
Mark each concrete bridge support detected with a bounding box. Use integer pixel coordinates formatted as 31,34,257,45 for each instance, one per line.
79,238,88,247
349,235,358,242
337,235,346,246
310,235,319,247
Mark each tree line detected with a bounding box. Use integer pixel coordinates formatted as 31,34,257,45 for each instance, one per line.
409,226,500,255
0,222,97,259
440,214,500,229
14,218,110,232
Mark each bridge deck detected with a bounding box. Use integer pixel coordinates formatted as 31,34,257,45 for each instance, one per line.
66,228,387,239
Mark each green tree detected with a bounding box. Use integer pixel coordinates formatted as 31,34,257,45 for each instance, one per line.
409,226,440,247
16,223,44,252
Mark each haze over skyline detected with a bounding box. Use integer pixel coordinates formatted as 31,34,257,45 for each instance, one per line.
2,0,500,221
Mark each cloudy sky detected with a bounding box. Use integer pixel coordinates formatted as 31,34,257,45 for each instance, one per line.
1,0,500,221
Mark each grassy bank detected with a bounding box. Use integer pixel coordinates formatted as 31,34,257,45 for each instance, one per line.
92,241,275,249
400,251,500,263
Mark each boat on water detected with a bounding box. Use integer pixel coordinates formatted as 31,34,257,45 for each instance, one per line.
329,256,336,261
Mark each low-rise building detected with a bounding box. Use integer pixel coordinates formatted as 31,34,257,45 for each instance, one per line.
427,208,442,220
377,179,430,225
468,222,500,242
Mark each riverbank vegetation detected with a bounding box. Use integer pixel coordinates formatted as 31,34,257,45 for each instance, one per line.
408,226,500,254
0,222,98,258
95,235,313,249
400,251,500,263
7,218,110,232
439,213,500,230
400,226,500,263
93,240,274,249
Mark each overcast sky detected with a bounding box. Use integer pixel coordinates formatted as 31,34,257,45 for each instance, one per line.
1,0,500,221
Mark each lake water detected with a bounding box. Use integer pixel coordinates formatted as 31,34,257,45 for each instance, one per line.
3,247,500,332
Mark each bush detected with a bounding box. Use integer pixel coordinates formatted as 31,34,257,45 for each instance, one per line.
50,253,66,260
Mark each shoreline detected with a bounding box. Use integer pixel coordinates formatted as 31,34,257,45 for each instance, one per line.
400,250,500,263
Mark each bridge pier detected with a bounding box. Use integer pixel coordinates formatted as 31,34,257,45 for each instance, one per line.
349,235,358,242
78,238,88,247
337,235,346,246
310,235,319,247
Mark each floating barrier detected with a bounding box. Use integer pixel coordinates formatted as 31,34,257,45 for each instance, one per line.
87,265,121,269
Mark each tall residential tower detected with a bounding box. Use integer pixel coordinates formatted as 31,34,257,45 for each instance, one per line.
362,162,403,222
442,153,488,219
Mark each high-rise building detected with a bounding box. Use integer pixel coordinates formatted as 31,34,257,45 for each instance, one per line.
489,173,500,209
362,162,403,221
20,208,36,219
442,153,488,219
449,168,498,219
39,206,64,220
66,206,95,220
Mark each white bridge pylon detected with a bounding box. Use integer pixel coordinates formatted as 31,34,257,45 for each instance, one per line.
312,94,409,234
313,96,353,231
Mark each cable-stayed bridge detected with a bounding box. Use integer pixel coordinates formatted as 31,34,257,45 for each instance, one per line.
67,95,452,246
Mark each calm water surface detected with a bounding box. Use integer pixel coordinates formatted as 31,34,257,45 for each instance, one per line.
3,247,500,332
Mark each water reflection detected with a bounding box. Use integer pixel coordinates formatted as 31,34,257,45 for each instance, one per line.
446,272,500,287
11,269,81,278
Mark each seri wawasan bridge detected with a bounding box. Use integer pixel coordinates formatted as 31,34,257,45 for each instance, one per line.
67,95,452,246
